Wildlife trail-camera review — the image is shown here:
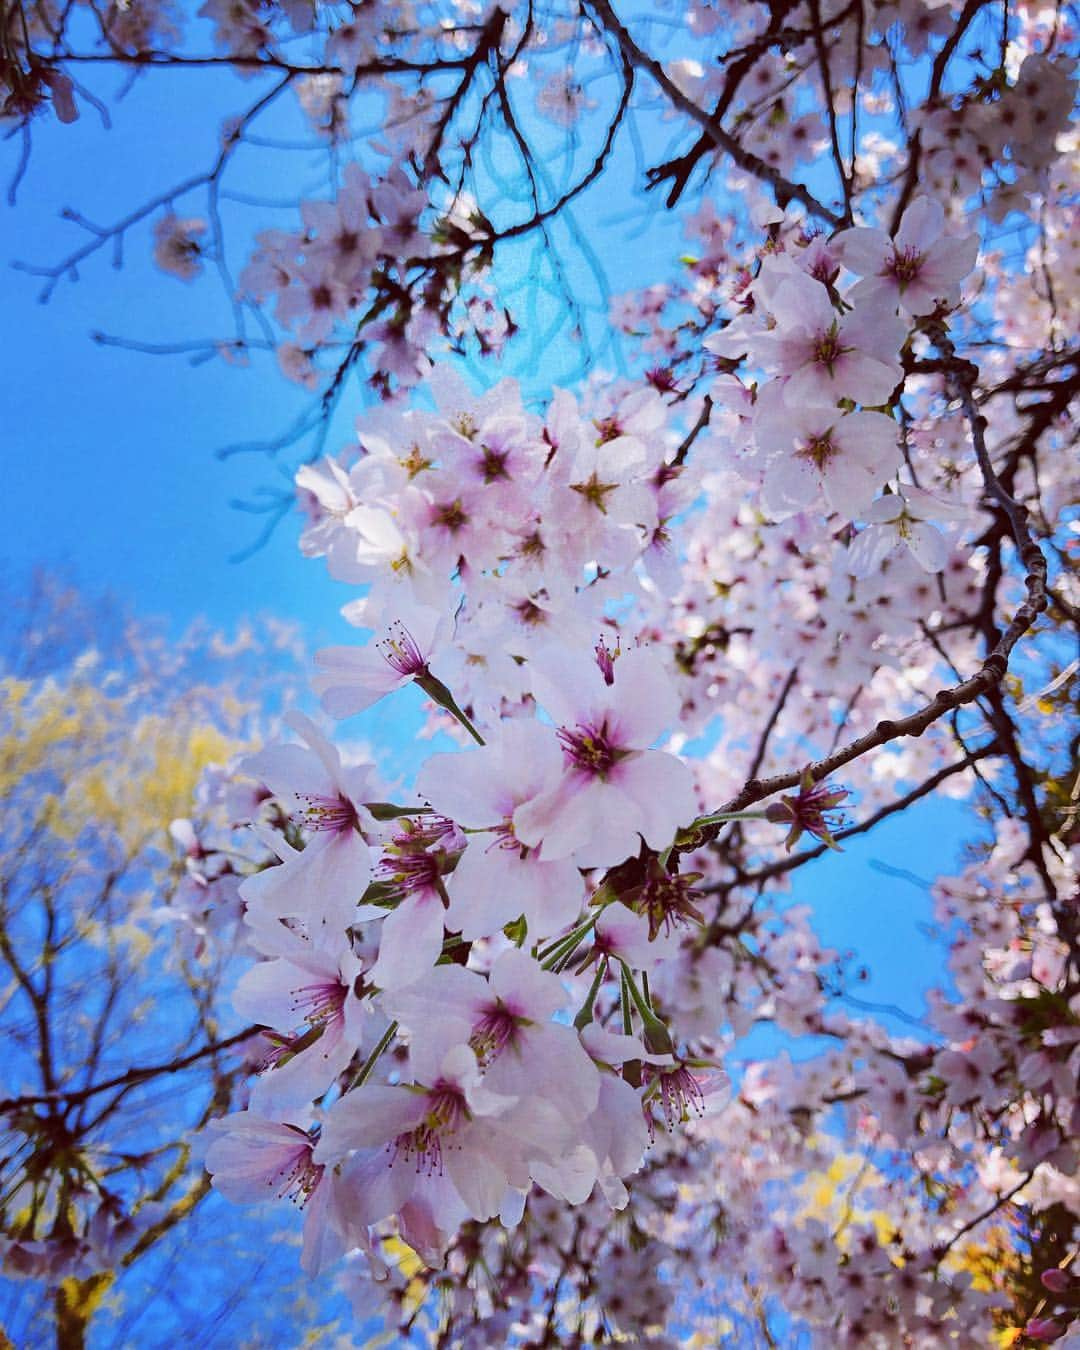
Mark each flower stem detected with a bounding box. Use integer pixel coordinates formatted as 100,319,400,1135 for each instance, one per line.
415,674,486,745
619,962,674,1056
349,1020,398,1091
537,914,596,967
573,956,609,1031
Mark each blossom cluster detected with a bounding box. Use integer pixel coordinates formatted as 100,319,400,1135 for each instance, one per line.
197,163,1080,1339
205,451,717,1263
705,196,977,567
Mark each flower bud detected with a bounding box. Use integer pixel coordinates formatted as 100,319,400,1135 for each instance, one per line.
1025,1317,1065,1342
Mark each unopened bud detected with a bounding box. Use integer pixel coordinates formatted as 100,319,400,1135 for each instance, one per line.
1025,1317,1065,1342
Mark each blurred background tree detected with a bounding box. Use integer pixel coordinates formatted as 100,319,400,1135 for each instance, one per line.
0,572,322,1348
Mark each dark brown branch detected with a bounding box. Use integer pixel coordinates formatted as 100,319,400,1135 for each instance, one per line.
709,622,1040,825
747,665,800,786
672,393,712,467
584,0,844,227
707,739,1000,894
642,0,840,207
699,332,1049,837
0,1026,259,1115
932,1171,1035,1261
14,72,294,301
808,0,853,224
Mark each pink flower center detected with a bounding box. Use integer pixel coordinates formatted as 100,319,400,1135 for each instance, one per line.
646,366,678,393
557,720,622,777
291,979,347,1029
379,848,441,897
646,1065,706,1135
393,1125,444,1175
813,328,846,369
487,819,529,860
470,1002,520,1065
479,442,511,482
797,432,837,470
268,1138,323,1206
514,598,547,627
377,621,429,677
432,498,469,533
391,1082,467,1175
889,245,923,285
297,792,360,835
594,415,623,443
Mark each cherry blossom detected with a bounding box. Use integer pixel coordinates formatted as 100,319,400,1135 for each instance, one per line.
232,925,375,1116
413,721,586,938
848,484,970,574
382,951,600,1124
754,399,902,520
205,1113,340,1276
513,645,698,868
313,605,451,719
17,0,1074,1338
314,1038,571,1235
834,196,980,316
239,713,375,925
152,213,207,282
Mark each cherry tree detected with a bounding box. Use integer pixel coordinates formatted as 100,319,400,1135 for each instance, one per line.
0,577,317,1345
3,0,1079,1344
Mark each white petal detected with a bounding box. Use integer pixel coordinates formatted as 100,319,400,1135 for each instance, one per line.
822,458,880,520
513,776,591,861
905,520,949,572
832,225,891,277
762,455,820,518
416,747,507,826
531,1145,598,1205
446,1135,513,1220
500,1187,527,1228
848,523,897,577
834,350,902,407
897,195,944,253
489,949,568,1020
769,273,835,333
313,646,403,719
315,1086,425,1160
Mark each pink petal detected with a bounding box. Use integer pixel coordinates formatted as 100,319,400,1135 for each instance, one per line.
832,225,890,276
605,645,680,748
896,195,945,253
316,1086,425,1160
613,750,697,852
905,520,949,572
371,890,445,990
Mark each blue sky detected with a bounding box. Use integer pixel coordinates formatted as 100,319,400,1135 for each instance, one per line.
3,61,353,641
